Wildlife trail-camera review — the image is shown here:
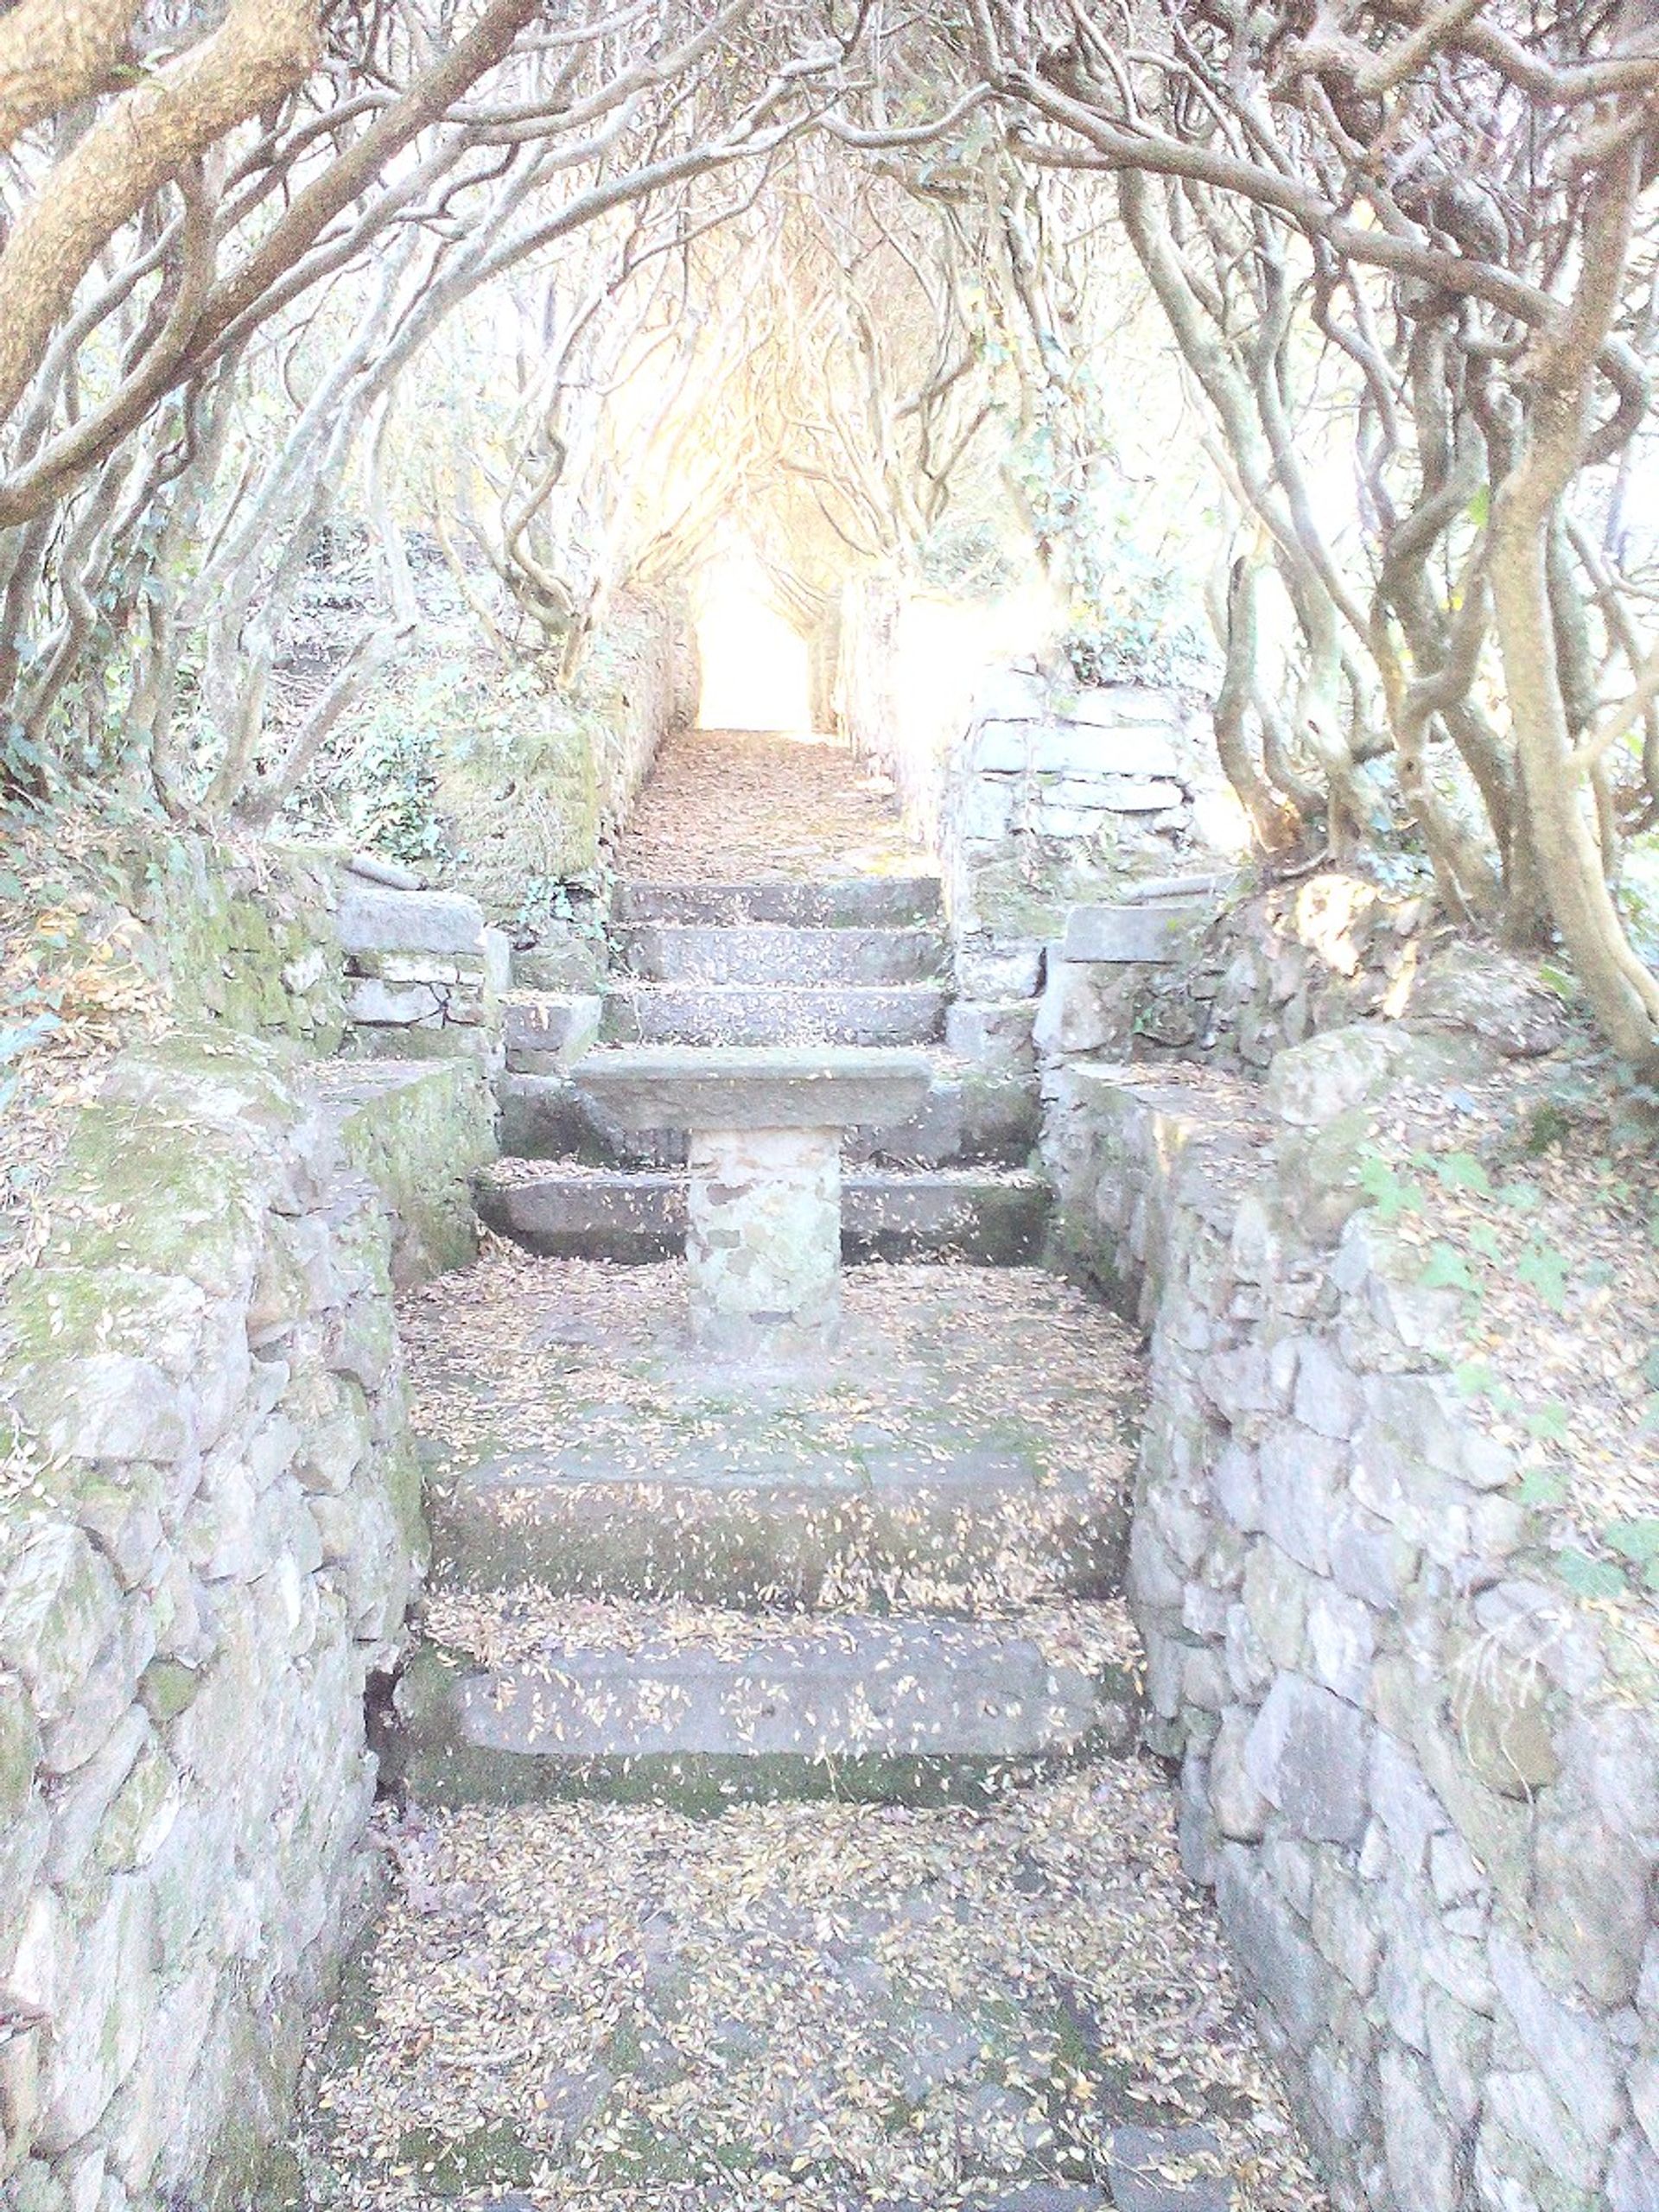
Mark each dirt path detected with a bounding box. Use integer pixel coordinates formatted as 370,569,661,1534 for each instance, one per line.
618,728,928,884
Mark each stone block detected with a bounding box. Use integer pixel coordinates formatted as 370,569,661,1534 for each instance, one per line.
336,884,486,957
1062,905,1205,963
0,1528,121,1728
1610,2130,1659,2212
956,938,1045,1000
1309,1859,1380,1996
1210,1708,1268,1841
1257,1427,1345,1574
1489,1926,1623,2152
15,1356,190,1465
957,777,1018,841
1033,963,1134,1058
1292,1341,1362,1440
944,1001,1036,1072
1215,1845,1332,2052
1305,1585,1375,1706
1531,1809,1650,2007
1379,2047,1459,2212
504,994,601,1071
345,976,445,1028
480,927,513,994
1245,1675,1370,1845
1265,1027,1403,1128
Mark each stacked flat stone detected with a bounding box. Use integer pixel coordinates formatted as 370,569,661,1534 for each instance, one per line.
336,882,511,1067
0,1038,457,2212
1042,1035,1659,2212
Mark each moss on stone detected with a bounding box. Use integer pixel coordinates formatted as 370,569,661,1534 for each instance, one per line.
331,1063,497,1287
36,1109,265,1294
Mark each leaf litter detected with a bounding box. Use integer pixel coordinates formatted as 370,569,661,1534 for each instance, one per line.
290,1249,1329,2212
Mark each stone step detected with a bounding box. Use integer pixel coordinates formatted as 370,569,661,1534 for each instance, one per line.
618,877,944,927
497,1052,1039,1168
426,1408,1122,1612
603,982,949,1049
383,1605,1137,1810
475,1165,1050,1265
619,921,948,987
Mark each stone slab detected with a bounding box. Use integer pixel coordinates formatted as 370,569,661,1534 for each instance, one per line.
475,1167,1051,1267
336,885,486,957
388,1615,1134,1809
574,1047,933,1134
604,982,949,1049
1061,906,1207,964
971,723,1183,778
619,879,944,928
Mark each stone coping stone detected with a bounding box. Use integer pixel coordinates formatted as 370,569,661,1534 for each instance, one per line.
1061,903,1208,964
574,1046,933,1132
336,883,486,957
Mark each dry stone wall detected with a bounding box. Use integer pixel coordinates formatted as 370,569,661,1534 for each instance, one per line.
1044,1046,1659,2212
0,1036,431,2211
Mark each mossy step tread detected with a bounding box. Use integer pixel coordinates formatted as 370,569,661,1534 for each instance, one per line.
619,922,948,987
385,1607,1138,1808
618,878,944,927
603,982,950,1050
474,1166,1050,1267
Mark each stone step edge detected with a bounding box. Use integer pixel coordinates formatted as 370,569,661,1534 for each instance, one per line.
617,879,945,927
379,1615,1139,1809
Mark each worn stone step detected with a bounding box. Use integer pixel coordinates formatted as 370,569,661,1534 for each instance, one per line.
619,921,948,987
618,878,944,927
426,1412,1121,1613
603,982,949,1049
474,1165,1050,1265
383,1605,1138,1810
497,1052,1039,1168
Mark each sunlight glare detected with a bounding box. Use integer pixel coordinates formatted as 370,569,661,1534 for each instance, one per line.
694,550,813,730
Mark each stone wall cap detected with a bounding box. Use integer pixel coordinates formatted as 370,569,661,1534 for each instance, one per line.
1063,904,1208,963
575,1046,934,1132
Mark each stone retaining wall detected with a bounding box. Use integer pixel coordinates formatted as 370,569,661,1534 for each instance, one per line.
0,1037,429,2211
1045,1048,1659,2212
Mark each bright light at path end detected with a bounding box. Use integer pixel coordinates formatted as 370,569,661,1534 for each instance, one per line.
695,553,813,730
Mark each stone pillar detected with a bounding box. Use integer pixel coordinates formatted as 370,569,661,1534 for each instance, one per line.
686,1126,841,1352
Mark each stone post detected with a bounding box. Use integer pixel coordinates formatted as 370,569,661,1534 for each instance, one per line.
686,1126,841,1351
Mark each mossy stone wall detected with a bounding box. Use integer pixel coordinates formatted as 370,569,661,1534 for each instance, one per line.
0,1036,425,2211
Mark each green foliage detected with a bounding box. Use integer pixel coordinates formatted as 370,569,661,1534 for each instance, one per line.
1556,1548,1630,1600
1356,1149,1421,1220
1420,1243,1478,1295
1515,1242,1569,1313
1605,1519,1659,1590
288,677,448,864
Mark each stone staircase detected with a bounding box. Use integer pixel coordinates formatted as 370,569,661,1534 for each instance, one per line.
378,866,1139,1813
483,871,1047,1264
